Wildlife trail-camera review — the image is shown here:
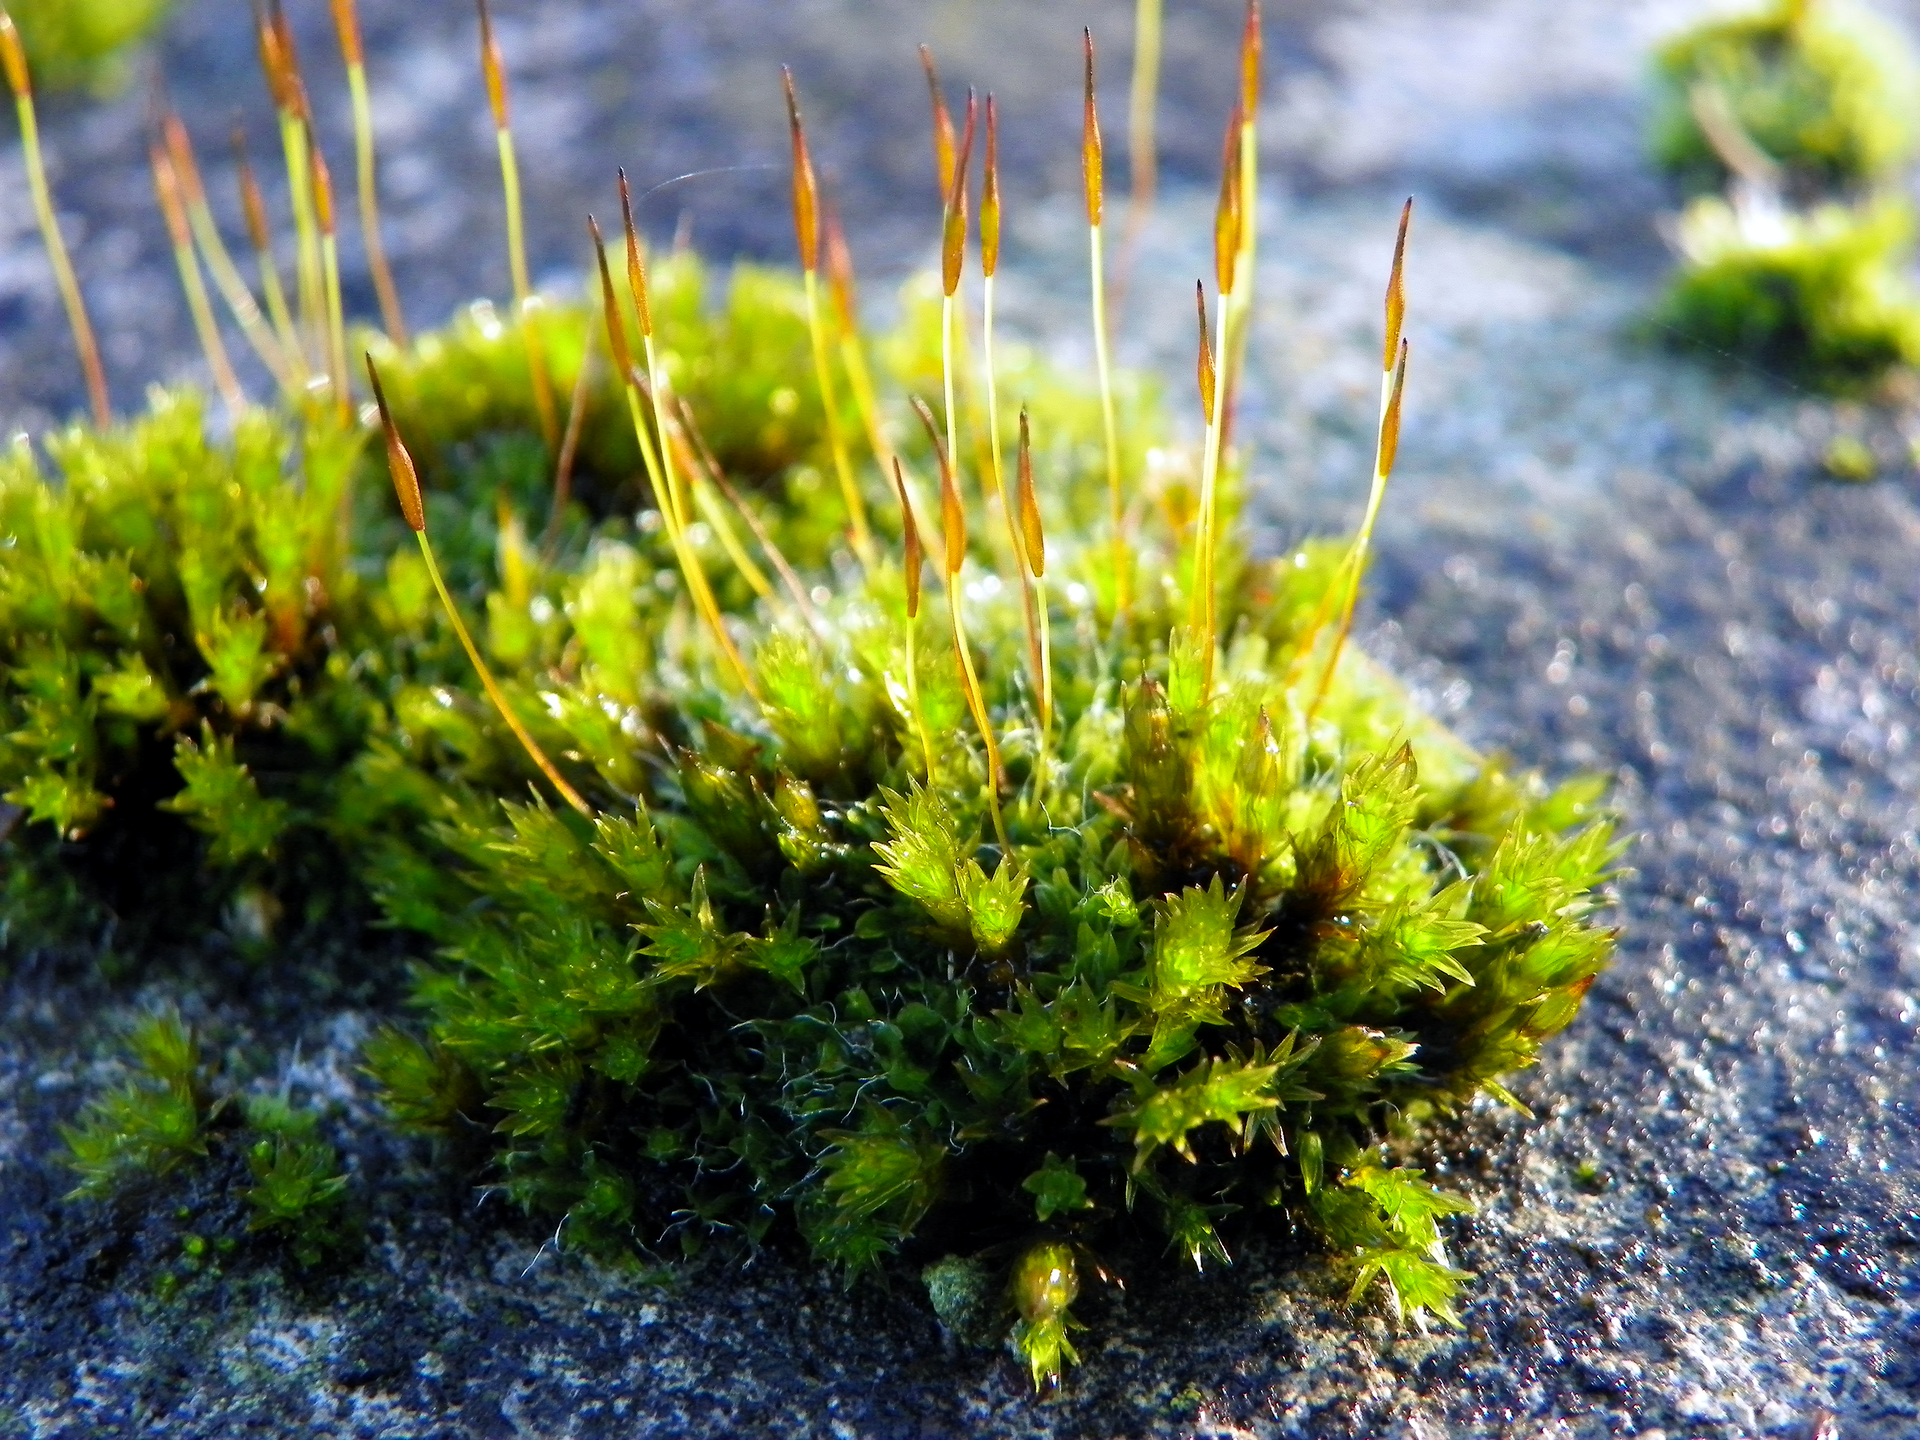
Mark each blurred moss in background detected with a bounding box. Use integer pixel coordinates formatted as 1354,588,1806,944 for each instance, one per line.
1649,0,1920,393
8,0,172,95
1651,0,1920,198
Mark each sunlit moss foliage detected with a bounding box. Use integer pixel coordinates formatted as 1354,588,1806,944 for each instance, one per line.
13,255,1615,1385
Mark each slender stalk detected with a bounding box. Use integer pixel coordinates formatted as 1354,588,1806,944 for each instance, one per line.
980,96,1045,739
1084,31,1128,617
367,355,591,817
162,116,290,391
1016,409,1053,760
919,48,996,544
919,45,958,196
592,211,757,700
1192,282,1230,697
1124,0,1163,245
892,461,936,782
620,174,692,534
232,125,304,379
543,321,594,554
151,143,244,420
678,395,822,634
662,412,775,605
331,0,409,345
0,13,109,425
310,146,352,423
259,3,323,355
1193,107,1245,699
1309,200,1413,722
478,0,558,446
917,400,1007,851
937,92,978,569
784,69,873,567
1221,1,1262,449
824,207,940,574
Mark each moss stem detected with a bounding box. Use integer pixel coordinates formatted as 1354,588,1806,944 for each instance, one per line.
152,144,245,420
479,0,558,446
346,67,409,346
164,117,291,394
417,532,590,816
0,15,109,426
232,126,305,382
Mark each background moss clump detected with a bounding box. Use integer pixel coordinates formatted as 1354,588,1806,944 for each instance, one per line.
1649,0,1920,391
1655,195,1920,388
4,0,173,95
1650,0,1920,198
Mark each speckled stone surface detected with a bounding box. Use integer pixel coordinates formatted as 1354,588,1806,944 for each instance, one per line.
3,2,1920,1436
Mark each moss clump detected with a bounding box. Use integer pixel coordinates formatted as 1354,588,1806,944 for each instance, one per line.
6,250,1618,1384
4,0,172,95
1650,0,1920,197
2,4,1623,1390
344,258,1616,1387
1656,196,1920,388
61,1010,352,1266
0,398,386,949
0,255,859,957
1648,0,1920,391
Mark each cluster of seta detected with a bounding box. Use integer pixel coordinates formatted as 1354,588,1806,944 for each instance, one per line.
0,0,1620,1388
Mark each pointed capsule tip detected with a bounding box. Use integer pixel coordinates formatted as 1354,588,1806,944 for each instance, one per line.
588,212,635,377
893,458,923,619
1082,31,1104,228
981,94,1001,279
1016,407,1045,578
619,172,655,338
476,0,509,130
0,14,31,100
910,394,965,577
1196,281,1217,427
366,354,426,533
1383,197,1412,373
1214,105,1245,295
939,92,976,296
269,0,310,122
331,0,365,68
1240,0,1263,122
311,145,336,234
784,69,820,273
149,144,191,249
824,201,858,329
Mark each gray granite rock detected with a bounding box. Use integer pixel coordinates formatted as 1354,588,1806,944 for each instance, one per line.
3,1,1920,1436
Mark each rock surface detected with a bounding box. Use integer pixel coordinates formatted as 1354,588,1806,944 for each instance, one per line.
3,1,1920,1436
